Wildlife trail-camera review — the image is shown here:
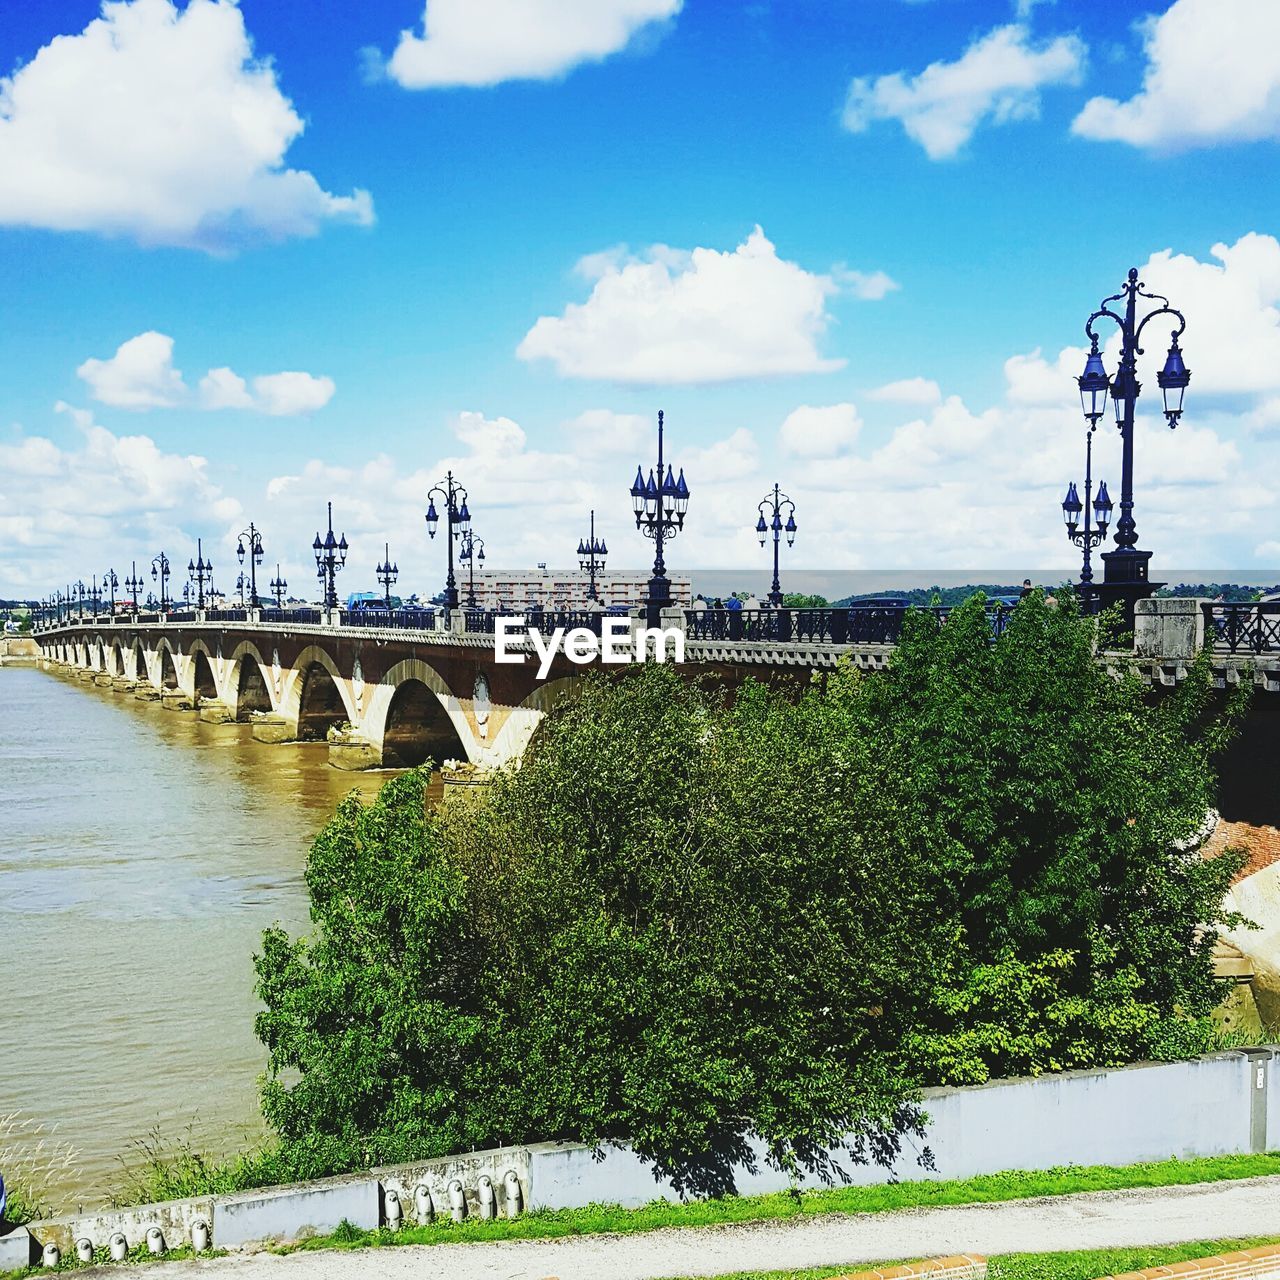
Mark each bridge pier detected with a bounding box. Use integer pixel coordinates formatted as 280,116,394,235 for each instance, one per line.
134,686,161,702
198,700,235,724
92,672,113,687
251,714,295,745
161,689,194,712
328,732,382,771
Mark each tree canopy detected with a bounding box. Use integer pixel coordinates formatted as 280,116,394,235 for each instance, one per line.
254,592,1248,1195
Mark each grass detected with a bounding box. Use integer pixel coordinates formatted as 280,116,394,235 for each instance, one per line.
656,1238,1280,1279
238,1152,1280,1258
0,1112,81,1225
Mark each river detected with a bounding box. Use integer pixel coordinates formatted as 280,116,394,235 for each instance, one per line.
0,665,397,1212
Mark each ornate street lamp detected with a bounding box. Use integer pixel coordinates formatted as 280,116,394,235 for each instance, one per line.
1061,427,1113,610
269,564,288,608
630,410,689,626
124,562,143,615
236,522,265,608
577,510,607,603
1079,267,1190,615
88,575,102,618
313,501,348,610
151,553,171,613
104,568,118,616
459,531,485,608
755,483,797,607
425,472,470,610
377,543,399,608
187,539,212,610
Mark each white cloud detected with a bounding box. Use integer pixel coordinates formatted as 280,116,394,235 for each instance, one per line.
0,0,373,251
517,227,846,384
562,408,653,456
251,372,336,417
198,367,254,411
78,332,335,416
843,23,1086,159
76,332,186,409
870,376,942,405
1072,0,1280,149
835,268,901,301
780,404,862,459
382,0,682,89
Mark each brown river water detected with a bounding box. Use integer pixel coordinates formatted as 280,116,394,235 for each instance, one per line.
0,664,398,1212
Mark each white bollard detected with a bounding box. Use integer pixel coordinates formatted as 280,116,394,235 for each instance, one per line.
146,1226,165,1255
191,1220,211,1252
447,1178,467,1223
41,1243,60,1269
413,1184,434,1224
383,1188,403,1230
503,1170,523,1218
477,1175,496,1220
75,1237,94,1263
109,1232,128,1261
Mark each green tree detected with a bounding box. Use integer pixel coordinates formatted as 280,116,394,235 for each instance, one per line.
253,592,1247,1191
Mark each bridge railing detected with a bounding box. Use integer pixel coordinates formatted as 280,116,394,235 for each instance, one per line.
259,607,323,625
684,603,1014,646
1202,602,1280,654
523,608,607,636
341,608,437,631
464,609,496,635
206,608,248,622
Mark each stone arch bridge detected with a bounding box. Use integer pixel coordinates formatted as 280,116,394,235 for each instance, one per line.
33,597,1280,773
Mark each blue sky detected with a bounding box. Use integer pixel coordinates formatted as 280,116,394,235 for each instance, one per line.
2,0,1278,598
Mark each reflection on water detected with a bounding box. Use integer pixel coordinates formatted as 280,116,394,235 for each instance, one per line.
0,666,395,1210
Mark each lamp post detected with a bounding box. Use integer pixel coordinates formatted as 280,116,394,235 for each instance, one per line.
269,564,288,608
313,502,348,610
88,575,102,618
755,484,797,607
630,410,689,626
104,568,118,616
1061,425,1113,612
1079,267,1190,617
459,531,484,608
577,510,607,603
237,523,265,607
377,543,399,608
425,472,470,610
188,539,212,610
151,553,171,613
125,562,143,615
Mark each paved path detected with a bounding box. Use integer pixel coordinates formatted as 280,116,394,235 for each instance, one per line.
159,1177,1280,1280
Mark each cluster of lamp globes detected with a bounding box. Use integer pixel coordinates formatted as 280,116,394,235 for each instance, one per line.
1061,328,1190,546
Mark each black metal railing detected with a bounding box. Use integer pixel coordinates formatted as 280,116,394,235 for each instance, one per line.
684,602,1015,646
259,607,322,625
1202,602,1280,654
206,608,248,622
167,610,196,623
463,609,496,635
524,608,605,636
341,608,437,631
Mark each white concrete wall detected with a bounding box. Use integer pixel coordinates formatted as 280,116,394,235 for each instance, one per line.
526,1052,1273,1210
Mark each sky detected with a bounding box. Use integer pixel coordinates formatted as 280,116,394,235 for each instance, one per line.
2,0,1279,601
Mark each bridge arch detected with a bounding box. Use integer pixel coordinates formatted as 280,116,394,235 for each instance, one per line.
110,640,125,676
227,641,274,720
362,657,475,766
156,639,180,691
191,648,218,703
279,645,357,741
129,638,148,684
487,674,584,767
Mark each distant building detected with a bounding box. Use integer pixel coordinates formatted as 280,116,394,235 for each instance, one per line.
458,568,693,611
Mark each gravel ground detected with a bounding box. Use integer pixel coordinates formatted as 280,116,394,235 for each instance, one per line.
146,1176,1280,1280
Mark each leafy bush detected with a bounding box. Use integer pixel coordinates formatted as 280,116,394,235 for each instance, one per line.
253,592,1249,1194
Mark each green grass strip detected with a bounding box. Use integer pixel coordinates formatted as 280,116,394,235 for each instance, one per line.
265,1152,1280,1255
